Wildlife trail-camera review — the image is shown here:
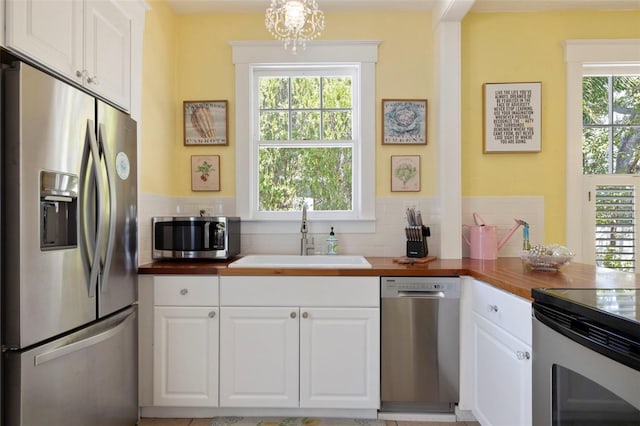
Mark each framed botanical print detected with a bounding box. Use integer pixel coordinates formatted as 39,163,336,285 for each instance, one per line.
382,99,428,144
391,155,420,192
191,155,220,191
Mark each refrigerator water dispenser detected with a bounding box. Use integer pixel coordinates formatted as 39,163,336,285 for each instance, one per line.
40,171,78,250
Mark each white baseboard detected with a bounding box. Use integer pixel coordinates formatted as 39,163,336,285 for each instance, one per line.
377,412,456,422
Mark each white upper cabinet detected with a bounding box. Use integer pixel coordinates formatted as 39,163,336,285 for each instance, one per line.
6,0,132,110
82,0,131,107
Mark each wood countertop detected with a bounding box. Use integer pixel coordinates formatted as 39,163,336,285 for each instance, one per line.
138,257,640,301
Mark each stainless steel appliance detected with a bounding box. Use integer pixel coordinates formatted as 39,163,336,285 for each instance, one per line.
152,216,241,260
381,276,460,413
1,58,138,426
532,288,640,425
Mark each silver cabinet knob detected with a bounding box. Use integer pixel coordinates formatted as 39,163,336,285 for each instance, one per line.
302,312,309,319
516,351,531,360
75,70,84,78
180,288,188,295
290,312,297,319
208,311,216,318
488,304,499,313
87,75,99,85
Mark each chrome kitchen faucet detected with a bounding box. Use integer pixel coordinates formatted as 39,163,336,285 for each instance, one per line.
300,203,314,255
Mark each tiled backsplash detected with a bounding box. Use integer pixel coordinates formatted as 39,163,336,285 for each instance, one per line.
138,192,543,265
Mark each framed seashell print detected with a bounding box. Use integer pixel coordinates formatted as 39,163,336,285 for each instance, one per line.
184,100,228,145
382,99,427,144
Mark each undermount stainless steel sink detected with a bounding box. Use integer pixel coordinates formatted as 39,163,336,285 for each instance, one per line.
228,254,372,269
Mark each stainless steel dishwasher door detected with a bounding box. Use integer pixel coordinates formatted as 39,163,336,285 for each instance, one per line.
381,276,460,412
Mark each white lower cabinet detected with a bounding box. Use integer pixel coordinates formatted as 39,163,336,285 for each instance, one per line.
470,279,532,426
219,276,380,410
152,276,219,407
219,307,299,407
299,307,379,409
219,306,380,409
154,306,219,407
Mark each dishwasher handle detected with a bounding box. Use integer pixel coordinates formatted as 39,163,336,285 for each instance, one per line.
396,290,445,298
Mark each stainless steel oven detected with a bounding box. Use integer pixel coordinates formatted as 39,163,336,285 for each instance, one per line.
532,288,640,426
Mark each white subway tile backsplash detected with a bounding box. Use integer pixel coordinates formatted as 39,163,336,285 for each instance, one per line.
137,193,544,265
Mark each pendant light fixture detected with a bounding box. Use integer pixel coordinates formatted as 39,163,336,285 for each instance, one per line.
265,0,325,54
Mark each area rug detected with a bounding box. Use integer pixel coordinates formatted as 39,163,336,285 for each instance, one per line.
209,418,385,426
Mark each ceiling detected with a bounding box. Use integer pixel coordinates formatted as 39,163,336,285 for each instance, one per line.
164,0,640,14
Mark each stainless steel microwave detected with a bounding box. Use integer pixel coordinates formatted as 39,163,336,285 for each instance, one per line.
152,216,241,260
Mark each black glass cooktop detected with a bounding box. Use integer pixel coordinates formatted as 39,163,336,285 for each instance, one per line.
532,288,640,370
533,288,639,323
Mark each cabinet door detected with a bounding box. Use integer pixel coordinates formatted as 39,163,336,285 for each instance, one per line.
299,308,380,409
153,306,219,407
5,0,83,80
219,307,299,407
473,312,532,426
84,0,131,109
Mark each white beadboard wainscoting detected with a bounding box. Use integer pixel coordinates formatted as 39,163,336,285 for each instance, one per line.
138,192,543,264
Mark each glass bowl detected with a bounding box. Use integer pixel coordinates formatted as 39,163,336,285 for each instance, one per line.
520,244,574,272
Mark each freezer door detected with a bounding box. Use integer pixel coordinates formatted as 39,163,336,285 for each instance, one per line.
3,62,96,348
96,100,137,317
4,306,138,426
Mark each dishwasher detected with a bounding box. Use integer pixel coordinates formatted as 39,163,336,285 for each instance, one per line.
380,276,461,413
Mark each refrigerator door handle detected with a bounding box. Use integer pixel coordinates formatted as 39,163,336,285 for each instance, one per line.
33,309,136,366
98,123,117,293
87,120,107,298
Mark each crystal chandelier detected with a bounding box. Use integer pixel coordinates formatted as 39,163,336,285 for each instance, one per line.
265,0,325,54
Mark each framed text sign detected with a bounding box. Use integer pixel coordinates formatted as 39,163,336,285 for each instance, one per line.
483,82,541,153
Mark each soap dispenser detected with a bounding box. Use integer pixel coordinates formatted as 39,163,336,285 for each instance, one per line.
327,227,338,255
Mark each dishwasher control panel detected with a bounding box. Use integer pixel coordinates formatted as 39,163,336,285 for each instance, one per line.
381,276,460,298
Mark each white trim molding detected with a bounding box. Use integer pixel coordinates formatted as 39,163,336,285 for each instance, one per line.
230,40,379,234
564,39,640,262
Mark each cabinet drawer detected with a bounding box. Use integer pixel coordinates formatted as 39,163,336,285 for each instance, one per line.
154,276,218,306
472,279,531,345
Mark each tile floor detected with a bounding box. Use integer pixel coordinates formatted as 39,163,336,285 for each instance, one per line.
137,420,481,426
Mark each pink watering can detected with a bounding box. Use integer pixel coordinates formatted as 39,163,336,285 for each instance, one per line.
463,213,524,260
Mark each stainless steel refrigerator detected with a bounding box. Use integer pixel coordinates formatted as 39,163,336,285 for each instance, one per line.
1,59,138,425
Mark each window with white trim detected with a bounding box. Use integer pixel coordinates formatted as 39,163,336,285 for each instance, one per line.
254,66,358,215
231,41,378,232
564,40,640,270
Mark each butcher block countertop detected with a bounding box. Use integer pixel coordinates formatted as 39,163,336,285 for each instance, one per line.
138,257,640,301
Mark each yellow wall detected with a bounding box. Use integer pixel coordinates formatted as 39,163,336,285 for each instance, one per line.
461,10,640,244
140,0,177,194
141,4,640,245
141,8,436,197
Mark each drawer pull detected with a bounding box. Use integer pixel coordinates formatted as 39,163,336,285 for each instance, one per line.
290,312,297,319
488,304,499,313
208,311,216,319
180,288,188,296
516,351,531,360
302,312,309,319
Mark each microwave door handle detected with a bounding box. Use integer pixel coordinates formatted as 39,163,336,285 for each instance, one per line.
98,123,116,293
204,221,211,249
87,120,106,298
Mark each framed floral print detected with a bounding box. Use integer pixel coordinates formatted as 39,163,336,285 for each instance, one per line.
184,100,229,146
391,155,420,192
191,155,220,191
382,99,427,144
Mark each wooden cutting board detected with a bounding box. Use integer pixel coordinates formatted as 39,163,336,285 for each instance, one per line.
392,255,437,265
